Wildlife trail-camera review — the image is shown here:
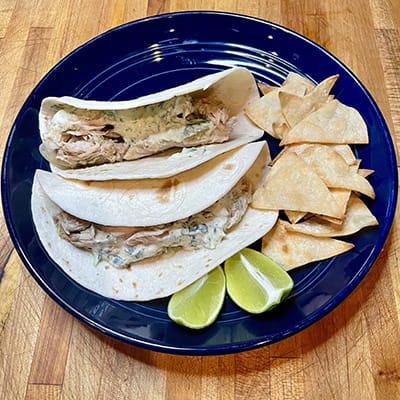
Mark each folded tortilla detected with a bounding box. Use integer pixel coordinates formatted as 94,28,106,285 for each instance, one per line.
39,67,263,180
31,143,278,301
35,142,269,226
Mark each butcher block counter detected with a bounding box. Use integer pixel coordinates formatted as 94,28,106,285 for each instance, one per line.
0,1,399,399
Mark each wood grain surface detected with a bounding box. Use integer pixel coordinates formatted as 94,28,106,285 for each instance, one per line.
0,1,399,399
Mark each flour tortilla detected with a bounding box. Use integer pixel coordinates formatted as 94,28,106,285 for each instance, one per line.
31,147,278,301
39,67,263,180
35,141,269,227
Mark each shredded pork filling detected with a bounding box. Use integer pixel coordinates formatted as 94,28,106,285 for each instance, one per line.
55,181,251,269
43,95,231,168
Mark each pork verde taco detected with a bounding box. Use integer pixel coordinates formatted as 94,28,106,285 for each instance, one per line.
39,67,263,181
31,142,278,301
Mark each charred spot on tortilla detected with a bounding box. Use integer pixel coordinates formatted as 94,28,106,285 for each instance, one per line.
223,163,235,171
159,177,181,190
156,178,181,203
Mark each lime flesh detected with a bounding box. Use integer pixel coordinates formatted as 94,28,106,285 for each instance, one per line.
224,248,293,314
167,266,226,329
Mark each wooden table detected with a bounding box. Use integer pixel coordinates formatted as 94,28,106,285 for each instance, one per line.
0,1,399,399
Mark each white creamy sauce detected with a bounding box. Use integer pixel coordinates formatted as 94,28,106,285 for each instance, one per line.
46,95,230,168
56,181,251,269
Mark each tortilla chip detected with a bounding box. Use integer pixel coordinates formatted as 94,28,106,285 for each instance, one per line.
257,82,277,95
296,144,375,198
313,188,350,225
282,72,315,94
282,143,357,166
252,152,344,218
245,73,313,139
329,144,358,165
245,89,285,138
280,99,369,145
261,219,354,271
280,74,338,128
359,168,375,178
285,194,378,237
271,120,290,139
285,210,308,224
284,188,349,225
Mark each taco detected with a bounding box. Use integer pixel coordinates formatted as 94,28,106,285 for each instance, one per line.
39,67,263,180
31,142,278,301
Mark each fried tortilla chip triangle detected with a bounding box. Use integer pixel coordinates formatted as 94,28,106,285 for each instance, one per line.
297,144,375,199
245,88,286,139
285,188,352,225
286,194,378,237
282,143,357,166
282,72,315,93
261,219,354,271
252,152,344,219
280,74,338,128
280,99,369,145
317,188,352,224
284,187,350,225
285,209,307,224
245,73,313,139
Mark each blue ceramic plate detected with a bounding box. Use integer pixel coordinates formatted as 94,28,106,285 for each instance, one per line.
2,11,397,355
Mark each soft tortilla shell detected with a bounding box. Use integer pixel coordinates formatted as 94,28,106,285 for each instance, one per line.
36,141,269,227
31,177,278,301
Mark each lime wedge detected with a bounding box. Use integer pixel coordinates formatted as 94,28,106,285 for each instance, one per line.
224,248,293,314
167,266,226,329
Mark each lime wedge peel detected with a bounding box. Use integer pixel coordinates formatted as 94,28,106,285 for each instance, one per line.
167,248,294,329
224,248,294,314
167,266,226,329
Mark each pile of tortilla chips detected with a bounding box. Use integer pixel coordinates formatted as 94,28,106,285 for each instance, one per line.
246,73,378,271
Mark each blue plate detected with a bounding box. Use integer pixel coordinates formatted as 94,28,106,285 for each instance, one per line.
1,11,397,355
